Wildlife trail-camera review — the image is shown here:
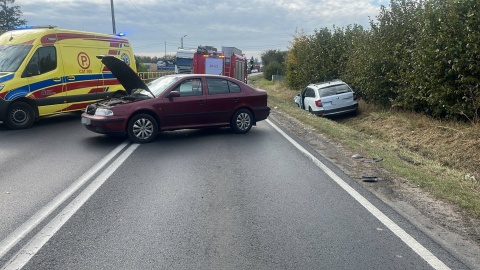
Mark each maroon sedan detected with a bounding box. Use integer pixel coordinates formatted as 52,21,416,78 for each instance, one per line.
81,56,270,143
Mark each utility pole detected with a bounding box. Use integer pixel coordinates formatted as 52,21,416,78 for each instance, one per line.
110,0,116,34
181,35,187,49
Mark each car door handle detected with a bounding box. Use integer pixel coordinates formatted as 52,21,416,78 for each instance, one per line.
232,98,240,102
67,76,75,81
197,100,205,105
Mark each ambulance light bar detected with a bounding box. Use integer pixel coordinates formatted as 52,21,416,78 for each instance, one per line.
14,25,57,30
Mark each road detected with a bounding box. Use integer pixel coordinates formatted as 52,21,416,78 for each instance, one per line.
0,114,473,269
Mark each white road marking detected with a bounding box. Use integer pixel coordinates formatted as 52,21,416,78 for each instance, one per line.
0,141,130,259
266,119,450,270
1,143,139,270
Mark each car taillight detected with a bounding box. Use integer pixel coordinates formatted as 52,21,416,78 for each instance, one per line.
315,100,323,107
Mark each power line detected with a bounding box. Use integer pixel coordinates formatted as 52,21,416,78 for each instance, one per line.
125,0,175,38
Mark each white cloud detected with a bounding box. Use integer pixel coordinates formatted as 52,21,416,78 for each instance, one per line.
14,0,384,59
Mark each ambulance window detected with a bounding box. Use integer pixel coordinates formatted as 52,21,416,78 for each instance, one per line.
26,47,57,76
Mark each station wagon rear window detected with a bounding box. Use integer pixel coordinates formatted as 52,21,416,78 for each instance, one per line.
319,84,352,97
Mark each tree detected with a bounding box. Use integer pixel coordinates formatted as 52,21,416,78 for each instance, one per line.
261,49,286,67
0,0,26,32
261,49,287,80
249,56,254,72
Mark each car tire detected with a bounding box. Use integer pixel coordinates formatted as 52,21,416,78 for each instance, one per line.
5,101,35,129
231,109,253,134
308,106,313,113
127,113,158,143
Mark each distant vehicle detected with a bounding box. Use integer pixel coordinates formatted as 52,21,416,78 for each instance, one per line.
298,80,358,116
175,49,195,74
251,69,258,73
156,60,175,70
82,56,271,143
0,25,136,129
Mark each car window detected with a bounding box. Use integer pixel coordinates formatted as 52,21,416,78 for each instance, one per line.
228,81,241,93
24,46,57,76
320,84,352,97
333,84,352,94
306,88,316,98
206,78,241,94
174,78,203,97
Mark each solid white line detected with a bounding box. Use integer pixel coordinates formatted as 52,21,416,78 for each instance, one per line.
266,119,450,270
1,143,139,270
0,141,130,259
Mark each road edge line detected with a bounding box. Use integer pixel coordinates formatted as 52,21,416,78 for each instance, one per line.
266,119,450,270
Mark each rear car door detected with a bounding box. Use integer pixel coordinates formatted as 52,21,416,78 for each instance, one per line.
303,87,316,111
205,78,242,124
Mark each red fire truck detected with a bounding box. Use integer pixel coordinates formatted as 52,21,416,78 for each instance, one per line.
191,46,248,83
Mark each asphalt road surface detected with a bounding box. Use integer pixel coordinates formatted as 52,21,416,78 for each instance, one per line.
0,114,473,269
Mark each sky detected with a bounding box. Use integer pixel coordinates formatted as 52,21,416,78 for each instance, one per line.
14,0,389,60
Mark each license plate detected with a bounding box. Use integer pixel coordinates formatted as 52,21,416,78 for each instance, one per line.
81,117,91,125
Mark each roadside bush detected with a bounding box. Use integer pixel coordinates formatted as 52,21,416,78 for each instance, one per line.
263,62,285,81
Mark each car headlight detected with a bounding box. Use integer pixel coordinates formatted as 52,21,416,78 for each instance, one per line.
95,108,114,116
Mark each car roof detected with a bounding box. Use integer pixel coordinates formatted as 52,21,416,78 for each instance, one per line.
308,80,346,89
163,73,238,80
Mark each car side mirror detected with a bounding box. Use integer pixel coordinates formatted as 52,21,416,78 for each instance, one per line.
168,91,180,98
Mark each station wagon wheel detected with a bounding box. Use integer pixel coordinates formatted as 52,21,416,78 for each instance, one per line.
127,113,158,143
231,109,253,134
5,101,35,129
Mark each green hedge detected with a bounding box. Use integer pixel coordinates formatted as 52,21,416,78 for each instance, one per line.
286,0,480,121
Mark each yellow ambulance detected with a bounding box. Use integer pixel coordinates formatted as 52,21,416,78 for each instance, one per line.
0,25,136,129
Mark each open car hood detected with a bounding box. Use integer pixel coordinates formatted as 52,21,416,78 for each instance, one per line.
97,55,154,96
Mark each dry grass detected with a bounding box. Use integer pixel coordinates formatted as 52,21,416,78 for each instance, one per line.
251,76,480,218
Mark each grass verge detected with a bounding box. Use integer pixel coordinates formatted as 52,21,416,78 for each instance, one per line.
250,76,480,219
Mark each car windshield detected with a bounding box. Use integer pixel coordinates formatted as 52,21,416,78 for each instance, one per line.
0,44,32,72
144,76,180,96
176,57,192,66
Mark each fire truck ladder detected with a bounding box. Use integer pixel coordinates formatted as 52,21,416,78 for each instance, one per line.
224,56,231,77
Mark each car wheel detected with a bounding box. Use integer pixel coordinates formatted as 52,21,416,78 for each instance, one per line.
231,109,253,134
127,113,158,143
5,101,35,129
308,106,313,113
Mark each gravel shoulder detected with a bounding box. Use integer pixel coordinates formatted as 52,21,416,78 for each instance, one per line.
268,108,480,269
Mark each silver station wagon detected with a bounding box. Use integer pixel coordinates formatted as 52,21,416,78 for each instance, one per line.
297,80,358,116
